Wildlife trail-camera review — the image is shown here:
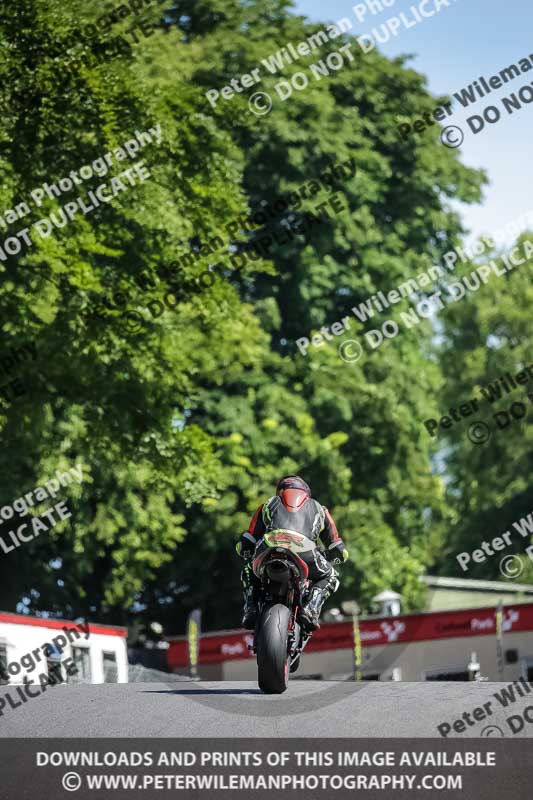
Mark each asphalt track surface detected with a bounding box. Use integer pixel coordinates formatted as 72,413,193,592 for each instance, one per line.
1,681,533,737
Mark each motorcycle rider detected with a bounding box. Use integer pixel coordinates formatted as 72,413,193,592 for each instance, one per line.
236,476,349,630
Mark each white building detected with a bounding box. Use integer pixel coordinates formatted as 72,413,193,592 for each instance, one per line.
0,610,128,685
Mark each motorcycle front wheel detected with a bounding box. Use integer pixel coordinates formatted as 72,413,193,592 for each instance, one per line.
256,603,290,694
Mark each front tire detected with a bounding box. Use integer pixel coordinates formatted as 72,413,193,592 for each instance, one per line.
257,603,290,694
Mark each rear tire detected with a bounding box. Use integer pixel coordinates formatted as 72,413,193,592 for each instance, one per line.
257,603,290,694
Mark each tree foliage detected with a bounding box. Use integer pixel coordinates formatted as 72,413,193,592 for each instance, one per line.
436,234,533,582
1,0,511,638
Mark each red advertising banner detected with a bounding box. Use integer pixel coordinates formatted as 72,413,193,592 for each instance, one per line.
166,602,533,669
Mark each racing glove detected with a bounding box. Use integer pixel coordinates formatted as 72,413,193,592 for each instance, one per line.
235,532,256,560
328,541,349,566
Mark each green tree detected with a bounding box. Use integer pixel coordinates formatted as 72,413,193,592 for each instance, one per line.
435,232,533,581
0,0,492,636
139,0,486,630
0,0,269,621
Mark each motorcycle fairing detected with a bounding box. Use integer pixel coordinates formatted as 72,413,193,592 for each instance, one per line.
263,530,316,552
252,530,311,581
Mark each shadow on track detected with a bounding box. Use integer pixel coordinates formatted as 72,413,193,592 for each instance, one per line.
143,689,263,696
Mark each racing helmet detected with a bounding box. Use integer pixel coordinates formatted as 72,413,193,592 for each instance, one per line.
276,475,311,511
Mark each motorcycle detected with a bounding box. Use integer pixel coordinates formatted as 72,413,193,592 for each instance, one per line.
250,529,319,694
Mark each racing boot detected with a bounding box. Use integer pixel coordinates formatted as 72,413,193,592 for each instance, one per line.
241,587,258,630
300,586,327,630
